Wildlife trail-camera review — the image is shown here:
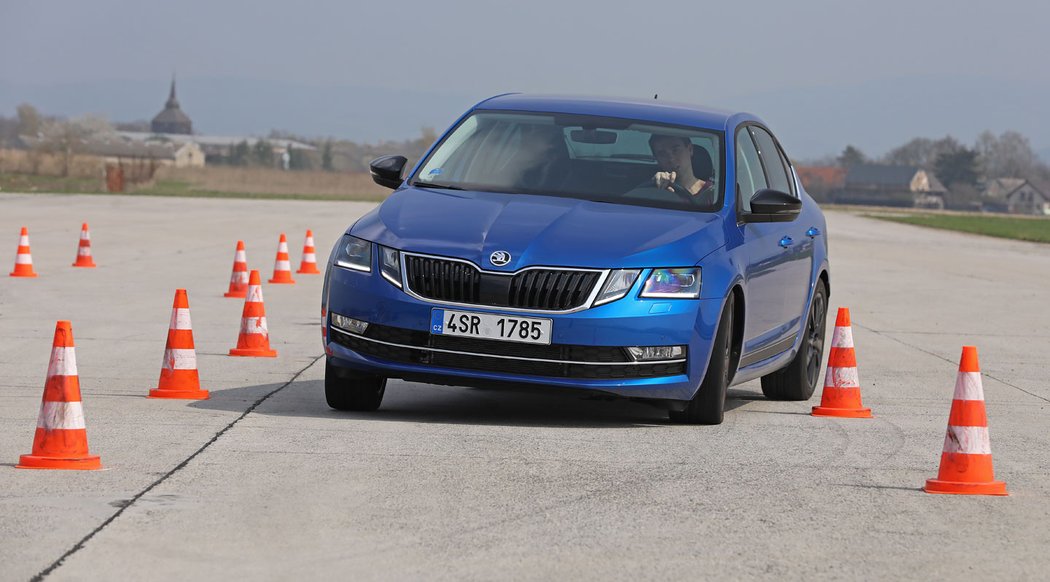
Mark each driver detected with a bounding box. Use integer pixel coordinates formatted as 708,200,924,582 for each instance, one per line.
649,134,713,198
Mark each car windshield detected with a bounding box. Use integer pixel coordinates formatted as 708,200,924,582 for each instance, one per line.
412,111,724,212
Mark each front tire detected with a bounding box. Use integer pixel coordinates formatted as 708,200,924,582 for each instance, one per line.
325,359,386,411
669,294,734,425
760,280,828,401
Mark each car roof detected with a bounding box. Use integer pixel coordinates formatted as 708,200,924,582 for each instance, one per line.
473,94,753,132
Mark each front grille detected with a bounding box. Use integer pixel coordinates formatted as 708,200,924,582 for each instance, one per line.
404,254,601,311
329,324,686,380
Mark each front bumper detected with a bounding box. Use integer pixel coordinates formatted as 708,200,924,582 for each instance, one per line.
324,264,724,401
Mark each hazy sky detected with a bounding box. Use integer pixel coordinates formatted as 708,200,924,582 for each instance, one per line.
2,0,1048,157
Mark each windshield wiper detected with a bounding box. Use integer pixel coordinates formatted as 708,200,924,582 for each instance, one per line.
412,181,465,191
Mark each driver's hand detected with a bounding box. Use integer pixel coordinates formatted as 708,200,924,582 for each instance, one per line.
654,171,676,191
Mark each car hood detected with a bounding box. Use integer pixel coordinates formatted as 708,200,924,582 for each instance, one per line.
351,186,727,270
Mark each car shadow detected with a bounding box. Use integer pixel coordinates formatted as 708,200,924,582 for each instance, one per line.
188,380,761,429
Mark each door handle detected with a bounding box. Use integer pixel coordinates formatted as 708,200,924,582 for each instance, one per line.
806,227,821,238
779,236,794,248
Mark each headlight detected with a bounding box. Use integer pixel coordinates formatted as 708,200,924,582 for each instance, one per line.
641,268,701,299
593,269,641,306
334,235,372,272
380,246,402,287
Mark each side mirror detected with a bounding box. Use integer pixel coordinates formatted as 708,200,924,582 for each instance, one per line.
744,189,801,223
369,155,408,189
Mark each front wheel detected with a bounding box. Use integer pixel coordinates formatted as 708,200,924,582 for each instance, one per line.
325,359,386,411
669,294,735,425
760,280,828,401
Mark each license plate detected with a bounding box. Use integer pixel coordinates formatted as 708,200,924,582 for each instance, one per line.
430,309,552,345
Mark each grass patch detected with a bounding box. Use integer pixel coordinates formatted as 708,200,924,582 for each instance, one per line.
868,213,1050,244
0,172,105,194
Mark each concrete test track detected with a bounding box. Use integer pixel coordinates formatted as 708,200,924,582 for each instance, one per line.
1,193,1048,580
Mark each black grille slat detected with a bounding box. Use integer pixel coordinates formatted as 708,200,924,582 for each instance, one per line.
404,255,599,310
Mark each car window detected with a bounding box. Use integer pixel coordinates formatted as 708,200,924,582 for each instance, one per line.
735,128,767,213
749,126,793,196
413,111,725,213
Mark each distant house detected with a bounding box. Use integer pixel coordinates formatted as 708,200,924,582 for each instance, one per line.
19,134,205,168
981,178,1050,215
118,131,315,163
838,164,947,208
796,166,845,199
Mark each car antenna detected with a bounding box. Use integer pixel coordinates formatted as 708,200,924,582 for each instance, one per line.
653,93,658,100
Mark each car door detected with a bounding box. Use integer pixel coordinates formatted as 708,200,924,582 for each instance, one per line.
736,125,807,359
748,125,814,347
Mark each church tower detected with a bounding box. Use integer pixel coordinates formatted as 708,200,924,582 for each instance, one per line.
150,76,193,135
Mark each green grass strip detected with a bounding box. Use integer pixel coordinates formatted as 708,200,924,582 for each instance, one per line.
868,213,1050,244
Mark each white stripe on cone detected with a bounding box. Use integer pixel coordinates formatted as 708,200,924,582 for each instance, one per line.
830,326,854,348
19,235,29,246
15,254,32,264
235,250,246,262
230,271,249,284
826,366,860,388
303,253,317,262
162,348,198,370
47,347,78,377
246,286,263,302
278,242,289,253
943,425,992,455
274,260,291,271
169,308,192,330
953,371,985,401
78,247,92,257
37,401,86,430
80,231,90,241
240,317,269,334
306,237,315,246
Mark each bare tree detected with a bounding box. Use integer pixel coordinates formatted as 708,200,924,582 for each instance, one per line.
882,136,960,168
975,130,1040,179
37,115,114,177
16,103,41,137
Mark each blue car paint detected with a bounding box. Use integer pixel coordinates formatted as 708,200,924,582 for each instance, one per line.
324,95,829,403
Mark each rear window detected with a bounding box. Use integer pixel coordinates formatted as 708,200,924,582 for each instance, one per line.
412,111,724,213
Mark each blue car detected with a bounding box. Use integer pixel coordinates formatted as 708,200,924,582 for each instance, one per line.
322,95,829,424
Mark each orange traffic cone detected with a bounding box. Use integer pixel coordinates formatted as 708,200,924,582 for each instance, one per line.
150,289,209,399
924,346,1007,495
812,307,872,418
297,229,322,274
10,227,38,277
230,270,278,357
17,321,102,470
268,233,295,284
224,240,249,298
72,222,96,267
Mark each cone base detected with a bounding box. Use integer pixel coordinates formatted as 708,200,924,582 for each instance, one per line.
296,266,322,274
72,262,96,268
812,406,873,418
17,454,101,471
223,290,247,298
268,277,296,284
229,347,278,357
924,478,1008,496
9,272,38,278
149,388,210,400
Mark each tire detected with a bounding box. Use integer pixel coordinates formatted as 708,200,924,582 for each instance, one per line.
669,294,734,425
760,280,828,401
325,359,386,411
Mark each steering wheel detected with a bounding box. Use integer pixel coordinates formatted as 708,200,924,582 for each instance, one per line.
665,181,699,204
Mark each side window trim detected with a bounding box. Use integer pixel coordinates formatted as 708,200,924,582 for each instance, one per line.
734,124,767,215
747,123,796,198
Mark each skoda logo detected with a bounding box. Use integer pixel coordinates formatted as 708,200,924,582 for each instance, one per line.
489,251,512,267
